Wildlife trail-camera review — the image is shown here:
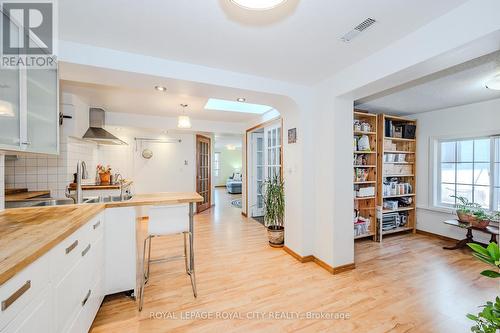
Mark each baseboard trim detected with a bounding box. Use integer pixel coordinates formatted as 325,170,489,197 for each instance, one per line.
283,246,355,274
241,212,247,217
331,262,356,274
283,246,314,263
416,229,457,242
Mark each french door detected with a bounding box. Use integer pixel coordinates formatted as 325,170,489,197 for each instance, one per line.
264,123,282,180
251,132,265,217
196,135,211,213
251,123,282,218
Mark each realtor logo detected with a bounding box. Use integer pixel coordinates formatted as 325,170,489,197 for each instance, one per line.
1,1,56,68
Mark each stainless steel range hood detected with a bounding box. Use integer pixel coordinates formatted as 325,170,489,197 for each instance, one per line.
82,108,126,145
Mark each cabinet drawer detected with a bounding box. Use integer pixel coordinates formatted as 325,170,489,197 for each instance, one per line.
3,287,52,333
80,237,104,294
79,278,104,333
50,223,90,282
0,252,50,330
87,213,104,244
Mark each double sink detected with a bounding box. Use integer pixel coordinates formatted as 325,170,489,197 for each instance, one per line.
6,195,133,209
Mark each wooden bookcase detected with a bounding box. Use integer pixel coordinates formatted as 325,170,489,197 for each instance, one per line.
376,114,417,241
353,111,378,241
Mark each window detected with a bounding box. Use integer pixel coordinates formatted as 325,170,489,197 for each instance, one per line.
214,152,221,177
437,136,499,211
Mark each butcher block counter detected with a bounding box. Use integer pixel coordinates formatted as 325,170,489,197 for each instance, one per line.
0,192,203,286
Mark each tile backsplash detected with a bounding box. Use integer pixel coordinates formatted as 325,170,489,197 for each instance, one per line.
4,138,98,198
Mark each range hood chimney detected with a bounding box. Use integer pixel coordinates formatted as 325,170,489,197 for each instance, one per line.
82,108,126,145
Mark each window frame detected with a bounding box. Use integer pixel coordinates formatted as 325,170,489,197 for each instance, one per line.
214,152,221,178
434,135,499,212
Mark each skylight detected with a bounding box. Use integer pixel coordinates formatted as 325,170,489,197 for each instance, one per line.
204,98,273,114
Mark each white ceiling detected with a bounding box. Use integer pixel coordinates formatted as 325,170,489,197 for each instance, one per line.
58,0,468,84
59,63,282,123
355,50,500,114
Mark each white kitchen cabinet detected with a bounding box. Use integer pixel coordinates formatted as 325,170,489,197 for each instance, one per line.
0,12,58,154
0,212,105,333
0,68,21,149
3,287,52,333
0,67,59,155
104,207,137,295
25,68,59,154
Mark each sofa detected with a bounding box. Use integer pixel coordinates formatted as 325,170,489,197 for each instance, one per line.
226,173,242,194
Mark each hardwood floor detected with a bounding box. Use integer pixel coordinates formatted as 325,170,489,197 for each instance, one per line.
91,189,498,332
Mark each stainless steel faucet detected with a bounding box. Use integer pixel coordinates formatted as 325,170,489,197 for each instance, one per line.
65,160,87,204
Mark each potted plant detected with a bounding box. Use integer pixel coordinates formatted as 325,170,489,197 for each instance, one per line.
451,195,492,229
262,175,285,248
466,242,500,332
97,164,112,185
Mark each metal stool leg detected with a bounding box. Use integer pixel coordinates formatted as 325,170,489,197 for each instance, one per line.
139,235,152,311
144,236,153,283
183,232,189,275
188,203,197,297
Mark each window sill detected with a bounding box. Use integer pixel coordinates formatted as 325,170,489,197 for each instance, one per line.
416,205,456,215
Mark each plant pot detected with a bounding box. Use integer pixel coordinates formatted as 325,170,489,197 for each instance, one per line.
99,172,111,185
267,226,284,248
456,210,472,223
469,216,490,229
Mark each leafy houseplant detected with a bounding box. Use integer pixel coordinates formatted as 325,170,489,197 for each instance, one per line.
262,175,285,248
451,195,495,229
466,243,500,333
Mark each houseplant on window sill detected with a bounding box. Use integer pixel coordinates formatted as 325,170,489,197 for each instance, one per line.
263,175,285,248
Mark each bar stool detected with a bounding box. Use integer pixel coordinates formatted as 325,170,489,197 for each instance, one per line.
138,204,197,311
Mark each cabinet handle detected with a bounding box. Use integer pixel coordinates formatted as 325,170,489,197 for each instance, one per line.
20,141,31,146
81,244,91,257
81,289,91,307
1,280,31,311
93,221,101,230
65,240,78,254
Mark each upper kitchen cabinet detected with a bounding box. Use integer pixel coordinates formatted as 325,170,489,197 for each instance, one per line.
0,68,21,149
0,67,59,154
26,68,59,154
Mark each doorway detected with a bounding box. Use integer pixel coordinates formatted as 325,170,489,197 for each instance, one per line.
196,134,211,213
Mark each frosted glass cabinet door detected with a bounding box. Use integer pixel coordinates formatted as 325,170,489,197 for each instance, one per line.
26,68,59,154
0,68,21,150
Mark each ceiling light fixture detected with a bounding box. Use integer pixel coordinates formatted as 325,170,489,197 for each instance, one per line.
237,98,246,102
154,86,167,92
177,104,192,129
230,0,287,10
485,74,500,91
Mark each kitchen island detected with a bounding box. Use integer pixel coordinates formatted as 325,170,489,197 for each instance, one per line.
0,192,203,333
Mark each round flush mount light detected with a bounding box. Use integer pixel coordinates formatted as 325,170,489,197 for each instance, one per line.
485,74,500,91
237,97,246,102
230,0,287,10
154,85,167,92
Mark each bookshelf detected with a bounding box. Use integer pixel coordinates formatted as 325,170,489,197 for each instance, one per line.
377,114,417,241
353,110,378,241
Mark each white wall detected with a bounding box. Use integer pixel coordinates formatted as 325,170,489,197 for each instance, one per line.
0,152,4,211
411,98,500,243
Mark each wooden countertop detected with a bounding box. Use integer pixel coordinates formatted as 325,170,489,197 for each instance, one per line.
0,192,203,286
5,191,51,202
68,180,133,190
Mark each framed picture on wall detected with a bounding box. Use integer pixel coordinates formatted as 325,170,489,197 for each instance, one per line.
288,128,297,144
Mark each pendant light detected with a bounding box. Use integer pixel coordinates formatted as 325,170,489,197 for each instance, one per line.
230,0,287,10
177,104,192,129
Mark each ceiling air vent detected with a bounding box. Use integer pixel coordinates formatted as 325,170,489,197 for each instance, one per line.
340,18,377,43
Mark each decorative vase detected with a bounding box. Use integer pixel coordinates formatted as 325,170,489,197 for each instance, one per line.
99,172,111,185
267,226,284,248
